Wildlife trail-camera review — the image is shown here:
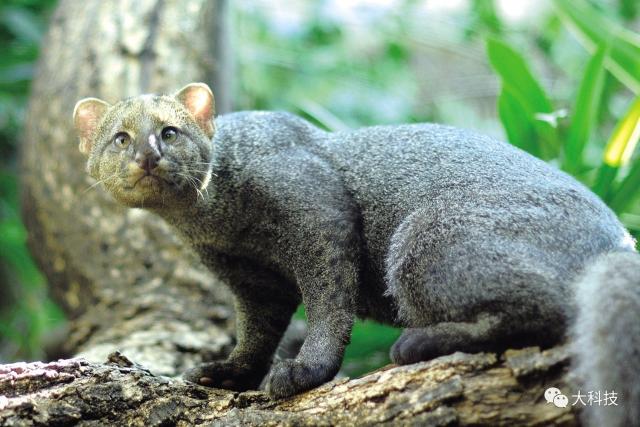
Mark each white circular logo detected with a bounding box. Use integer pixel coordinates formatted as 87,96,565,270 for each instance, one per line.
544,387,562,403
545,387,568,408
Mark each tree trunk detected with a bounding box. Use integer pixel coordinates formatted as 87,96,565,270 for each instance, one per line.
20,0,234,375
9,0,581,425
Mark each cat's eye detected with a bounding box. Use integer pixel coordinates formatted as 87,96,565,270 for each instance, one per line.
161,126,178,143
113,132,130,149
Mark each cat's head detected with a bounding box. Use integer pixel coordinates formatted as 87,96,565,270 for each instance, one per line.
73,83,215,209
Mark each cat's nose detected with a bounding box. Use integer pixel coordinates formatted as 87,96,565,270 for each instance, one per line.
135,134,161,172
135,151,160,172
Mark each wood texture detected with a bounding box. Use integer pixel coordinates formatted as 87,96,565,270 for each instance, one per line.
0,347,578,426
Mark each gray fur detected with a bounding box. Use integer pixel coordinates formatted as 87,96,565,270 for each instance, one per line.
77,90,639,426
571,252,640,427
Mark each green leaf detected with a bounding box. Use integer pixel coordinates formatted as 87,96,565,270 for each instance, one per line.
621,213,640,232
592,96,640,200
343,320,400,376
466,0,502,38
604,96,640,209
610,157,640,213
0,62,34,84
0,7,44,44
563,46,607,173
486,37,559,159
619,0,639,21
487,37,554,115
295,99,349,132
497,88,539,157
553,0,640,93
603,96,640,168
592,163,619,199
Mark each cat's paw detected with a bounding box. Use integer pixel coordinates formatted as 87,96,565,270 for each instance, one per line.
390,328,443,365
183,360,265,391
265,359,334,399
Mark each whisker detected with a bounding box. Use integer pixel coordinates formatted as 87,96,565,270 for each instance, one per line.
174,171,206,201
193,175,210,197
83,172,119,193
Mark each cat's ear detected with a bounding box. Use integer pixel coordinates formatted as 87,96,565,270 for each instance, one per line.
174,83,215,138
73,97,111,155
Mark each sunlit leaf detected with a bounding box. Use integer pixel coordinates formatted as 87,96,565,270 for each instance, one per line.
592,96,640,199
603,96,640,167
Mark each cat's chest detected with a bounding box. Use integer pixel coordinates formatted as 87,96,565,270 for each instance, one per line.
179,214,279,263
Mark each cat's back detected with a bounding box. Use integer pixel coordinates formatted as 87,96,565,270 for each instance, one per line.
328,122,629,270
212,113,629,273
214,112,622,239
331,122,607,217
214,111,325,155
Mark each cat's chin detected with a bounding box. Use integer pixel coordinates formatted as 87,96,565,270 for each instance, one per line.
107,180,198,210
110,192,164,209
107,181,173,209
131,174,165,190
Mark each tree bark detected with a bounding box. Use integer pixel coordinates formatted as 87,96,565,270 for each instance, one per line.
1,347,578,426
11,0,581,425
21,0,234,375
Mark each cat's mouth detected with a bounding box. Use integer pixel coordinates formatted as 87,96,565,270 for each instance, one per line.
134,174,159,187
124,173,172,190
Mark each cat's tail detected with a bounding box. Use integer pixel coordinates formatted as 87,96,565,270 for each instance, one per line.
571,250,640,427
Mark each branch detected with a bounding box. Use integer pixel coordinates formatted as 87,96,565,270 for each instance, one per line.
0,346,578,426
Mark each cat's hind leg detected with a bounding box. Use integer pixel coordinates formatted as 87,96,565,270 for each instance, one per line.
390,315,502,365
385,207,570,364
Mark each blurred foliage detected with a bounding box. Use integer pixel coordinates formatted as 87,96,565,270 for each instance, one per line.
0,0,639,380
487,0,640,237
0,0,63,363
234,1,421,129
0,172,63,362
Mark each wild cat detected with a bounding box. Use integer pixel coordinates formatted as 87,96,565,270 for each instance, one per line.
74,83,639,426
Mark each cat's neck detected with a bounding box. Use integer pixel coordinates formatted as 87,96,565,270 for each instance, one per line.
148,175,236,249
